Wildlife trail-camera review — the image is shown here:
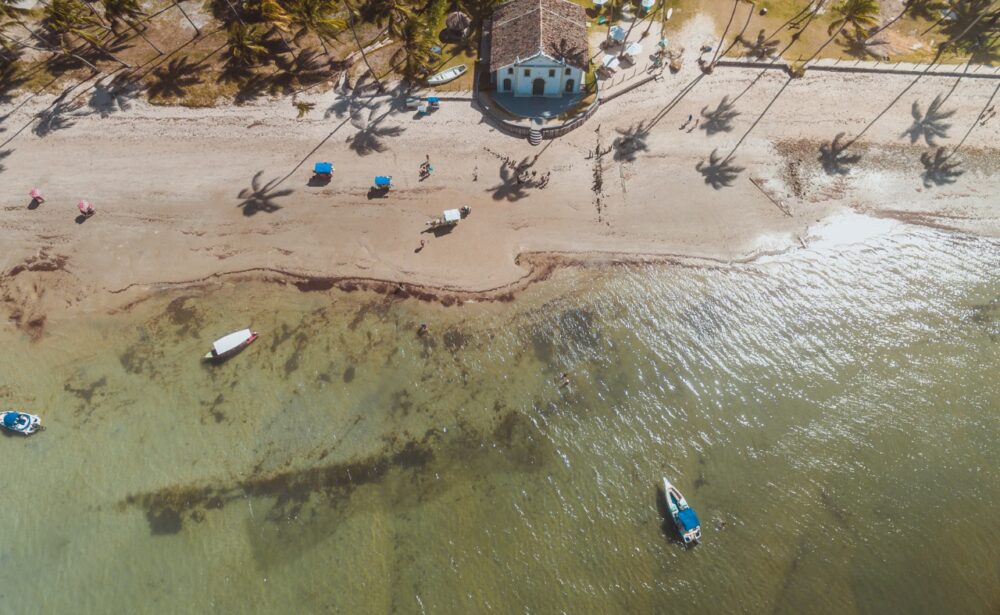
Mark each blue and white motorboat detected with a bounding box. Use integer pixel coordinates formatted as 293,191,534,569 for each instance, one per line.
663,477,701,545
1,411,42,436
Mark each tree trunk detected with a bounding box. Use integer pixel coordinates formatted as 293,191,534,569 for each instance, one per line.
130,21,164,54
708,0,740,68
219,0,245,24
802,22,846,67
642,0,660,38
82,0,111,27
868,1,910,39
348,7,383,91
603,0,618,50
0,29,100,70
174,1,200,36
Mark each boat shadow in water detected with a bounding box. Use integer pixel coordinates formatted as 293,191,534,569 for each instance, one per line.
655,484,690,547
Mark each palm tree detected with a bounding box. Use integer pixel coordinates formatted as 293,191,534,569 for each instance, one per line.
344,0,383,91
287,0,345,57
707,0,742,69
0,0,34,38
226,21,267,65
361,0,413,41
737,29,780,60
457,0,502,31
938,0,999,56
796,0,880,72
395,7,438,81
641,0,661,38
602,0,621,51
101,0,164,54
0,18,100,69
246,0,297,59
43,0,131,67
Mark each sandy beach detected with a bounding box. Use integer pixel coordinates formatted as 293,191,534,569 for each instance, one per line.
2,16,999,332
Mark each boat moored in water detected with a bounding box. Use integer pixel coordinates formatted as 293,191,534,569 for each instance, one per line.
1,411,42,435
663,477,701,545
204,328,258,361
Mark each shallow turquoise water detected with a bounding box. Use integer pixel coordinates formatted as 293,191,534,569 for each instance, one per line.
1,215,998,613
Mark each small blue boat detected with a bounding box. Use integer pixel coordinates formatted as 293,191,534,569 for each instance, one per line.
663,477,701,545
2,410,41,436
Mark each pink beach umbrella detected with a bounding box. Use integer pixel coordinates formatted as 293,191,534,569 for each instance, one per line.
29,187,44,202
78,200,94,215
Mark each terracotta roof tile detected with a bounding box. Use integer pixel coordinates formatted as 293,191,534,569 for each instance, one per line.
490,0,588,73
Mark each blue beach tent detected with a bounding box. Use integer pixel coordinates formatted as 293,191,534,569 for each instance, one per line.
374,175,392,188
313,162,333,175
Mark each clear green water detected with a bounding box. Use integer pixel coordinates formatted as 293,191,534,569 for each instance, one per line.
1,214,999,614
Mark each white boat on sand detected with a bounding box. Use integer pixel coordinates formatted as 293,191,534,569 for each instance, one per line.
204,328,258,360
427,64,467,85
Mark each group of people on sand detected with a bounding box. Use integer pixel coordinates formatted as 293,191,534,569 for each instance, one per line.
29,187,96,217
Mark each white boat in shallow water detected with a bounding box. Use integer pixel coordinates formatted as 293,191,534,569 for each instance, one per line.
1,411,41,435
427,64,467,85
204,328,258,360
663,477,701,545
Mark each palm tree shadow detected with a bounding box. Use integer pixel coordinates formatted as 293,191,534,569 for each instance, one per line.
700,96,740,135
613,121,650,162
819,132,862,175
0,149,12,175
88,72,141,117
736,29,780,60
148,57,205,99
237,171,294,215
347,105,406,156
0,62,28,105
232,72,274,104
270,49,329,95
920,147,964,188
840,28,889,60
488,163,530,202
34,97,83,137
905,94,956,146
696,149,744,189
